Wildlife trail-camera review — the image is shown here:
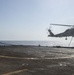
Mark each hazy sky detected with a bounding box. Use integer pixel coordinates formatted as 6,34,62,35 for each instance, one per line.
0,0,74,40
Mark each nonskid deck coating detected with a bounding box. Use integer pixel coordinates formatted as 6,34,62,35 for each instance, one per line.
0,46,74,75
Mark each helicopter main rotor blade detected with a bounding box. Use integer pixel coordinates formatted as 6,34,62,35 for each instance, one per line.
50,23,74,27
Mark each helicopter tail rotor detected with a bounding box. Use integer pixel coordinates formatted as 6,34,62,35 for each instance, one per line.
48,27,54,37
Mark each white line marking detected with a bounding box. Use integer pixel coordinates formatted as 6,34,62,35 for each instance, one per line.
2,69,28,75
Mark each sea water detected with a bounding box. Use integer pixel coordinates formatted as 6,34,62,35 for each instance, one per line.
0,41,74,47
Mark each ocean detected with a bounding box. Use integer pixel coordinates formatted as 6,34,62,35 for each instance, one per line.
0,40,74,47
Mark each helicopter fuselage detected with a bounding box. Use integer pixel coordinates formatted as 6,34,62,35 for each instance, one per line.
48,28,74,37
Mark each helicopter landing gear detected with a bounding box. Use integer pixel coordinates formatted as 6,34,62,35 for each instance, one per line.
65,37,67,40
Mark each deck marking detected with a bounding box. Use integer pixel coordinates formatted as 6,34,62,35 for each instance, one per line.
0,55,74,60
2,69,28,75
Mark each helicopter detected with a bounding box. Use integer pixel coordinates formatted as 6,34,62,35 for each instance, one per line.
48,23,74,47
48,23,74,38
